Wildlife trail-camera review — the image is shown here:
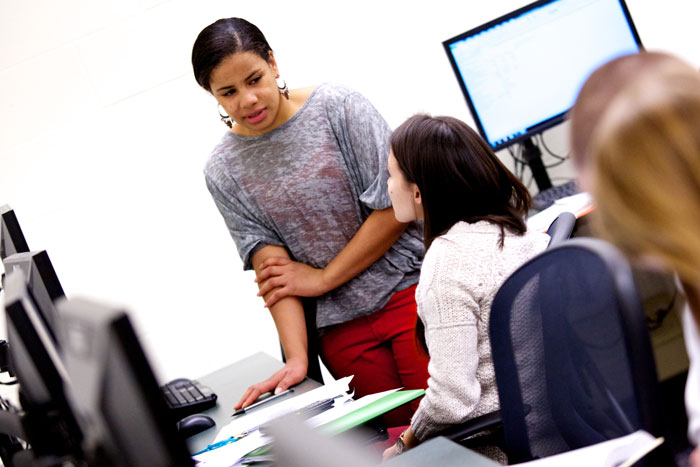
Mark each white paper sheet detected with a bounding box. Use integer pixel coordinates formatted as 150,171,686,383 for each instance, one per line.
212,376,353,442
519,430,663,467
527,192,593,232
305,388,399,427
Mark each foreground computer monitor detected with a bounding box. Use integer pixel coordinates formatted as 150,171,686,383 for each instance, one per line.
3,250,65,346
56,297,193,466
443,0,642,189
2,270,83,460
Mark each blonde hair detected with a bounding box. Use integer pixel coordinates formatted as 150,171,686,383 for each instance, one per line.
583,53,700,287
569,52,682,174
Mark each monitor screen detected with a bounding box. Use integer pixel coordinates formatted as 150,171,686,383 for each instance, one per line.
443,0,642,151
0,205,29,261
56,297,193,466
3,250,65,346
2,270,83,457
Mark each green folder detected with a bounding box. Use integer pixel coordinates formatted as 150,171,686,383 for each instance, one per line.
320,389,425,435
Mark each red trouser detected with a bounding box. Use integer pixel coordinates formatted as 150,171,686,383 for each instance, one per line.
319,285,429,427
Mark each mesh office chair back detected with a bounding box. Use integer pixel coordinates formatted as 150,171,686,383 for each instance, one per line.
489,238,673,464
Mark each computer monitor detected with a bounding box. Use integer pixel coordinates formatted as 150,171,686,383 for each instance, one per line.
0,205,30,261
55,297,193,466
2,250,65,346
1,270,83,459
443,0,642,190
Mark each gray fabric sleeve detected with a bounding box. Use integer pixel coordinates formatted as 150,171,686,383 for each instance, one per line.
204,170,283,270
330,91,393,211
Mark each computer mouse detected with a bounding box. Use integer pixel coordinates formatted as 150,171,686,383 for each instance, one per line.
176,413,216,438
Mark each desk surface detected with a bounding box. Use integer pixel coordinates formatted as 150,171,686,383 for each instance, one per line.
185,352,321,453
187,353,497,464
384,437,499,466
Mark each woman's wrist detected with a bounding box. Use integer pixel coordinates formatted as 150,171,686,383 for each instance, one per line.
404,427,418,449
319,267,336,295
396,427,418,454
395,430,407,454
284,353,309,369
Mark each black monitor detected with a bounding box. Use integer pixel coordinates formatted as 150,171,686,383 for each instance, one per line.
0,205,29,261
443,0,642,190
3,250,64,346
2,270,83,459
55,297,193,466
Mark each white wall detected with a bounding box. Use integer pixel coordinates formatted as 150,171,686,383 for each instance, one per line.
1,0,698,383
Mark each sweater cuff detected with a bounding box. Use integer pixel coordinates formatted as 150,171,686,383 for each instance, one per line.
410,406,438,442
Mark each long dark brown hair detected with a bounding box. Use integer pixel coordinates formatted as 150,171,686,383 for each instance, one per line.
391,114,532,354
391,114,531,249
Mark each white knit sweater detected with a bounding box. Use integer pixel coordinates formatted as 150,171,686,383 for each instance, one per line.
410,221,549,442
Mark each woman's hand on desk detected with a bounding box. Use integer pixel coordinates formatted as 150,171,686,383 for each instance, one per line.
234,358,307,410
255,257,329,308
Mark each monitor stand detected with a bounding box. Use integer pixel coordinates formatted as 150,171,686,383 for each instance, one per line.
521,138,553,192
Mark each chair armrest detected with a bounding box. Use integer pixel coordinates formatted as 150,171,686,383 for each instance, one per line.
439,410,502,442
546,211,577,248
438,403,531,451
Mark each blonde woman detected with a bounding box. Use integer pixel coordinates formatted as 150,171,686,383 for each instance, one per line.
569,51,700,465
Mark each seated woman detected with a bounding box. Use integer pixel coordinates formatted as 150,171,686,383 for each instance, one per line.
382,115,549,462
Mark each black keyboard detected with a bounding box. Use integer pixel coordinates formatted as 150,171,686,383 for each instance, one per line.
532,180,579,211
161,378,218,419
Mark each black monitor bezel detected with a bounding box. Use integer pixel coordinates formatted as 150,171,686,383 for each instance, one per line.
2,250,65,346
442,0,643,152
107,313,194,465
2,271,84,454
0,206,30,261
5,291,64,404
56,298,194,466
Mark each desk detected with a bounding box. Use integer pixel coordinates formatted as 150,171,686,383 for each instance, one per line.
384,437,499,466
186,352,321,454
187,354,495,465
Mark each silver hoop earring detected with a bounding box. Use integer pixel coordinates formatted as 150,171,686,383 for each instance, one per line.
277,79,290,100
217,104,233,129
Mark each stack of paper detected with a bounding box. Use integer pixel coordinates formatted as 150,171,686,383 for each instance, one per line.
212,376,355,444
193,376,353,465
192,377,425,467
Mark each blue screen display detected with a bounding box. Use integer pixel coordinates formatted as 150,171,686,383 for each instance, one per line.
445,0,641,150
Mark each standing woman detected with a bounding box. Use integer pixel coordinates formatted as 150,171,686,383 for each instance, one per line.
191,17,428,426
382,115,549,462
569,51,700,466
